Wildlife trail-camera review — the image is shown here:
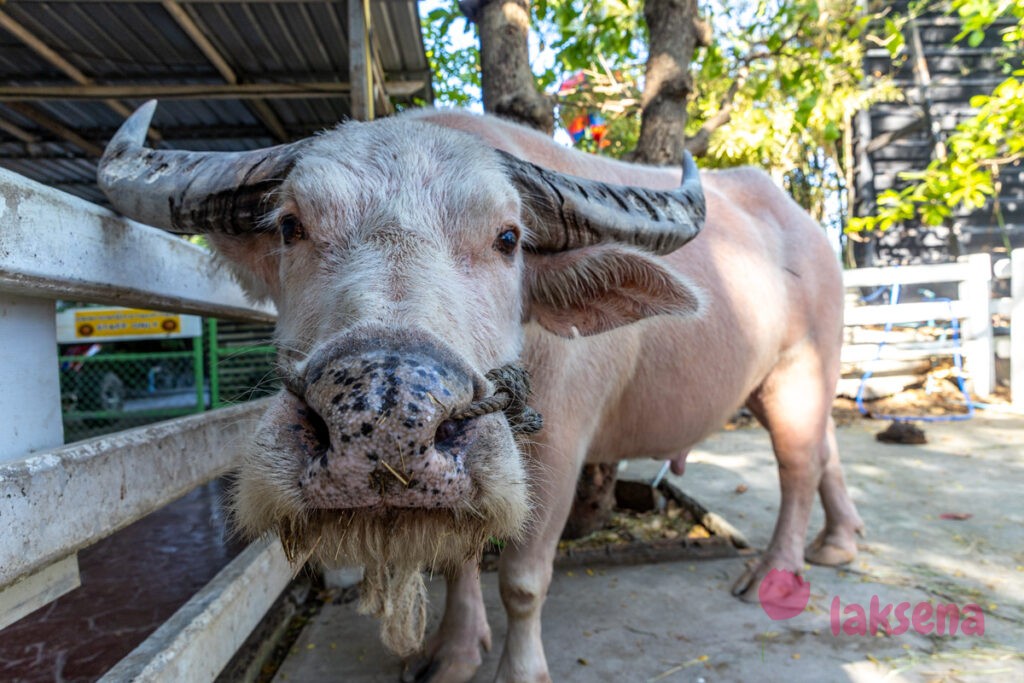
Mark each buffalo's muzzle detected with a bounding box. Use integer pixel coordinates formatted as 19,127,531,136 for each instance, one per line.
286,335,487,509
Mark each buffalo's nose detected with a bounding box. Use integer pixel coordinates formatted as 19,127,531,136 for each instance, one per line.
296,348,479,508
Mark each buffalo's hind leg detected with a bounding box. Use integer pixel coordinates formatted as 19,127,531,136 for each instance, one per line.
402,558,492,683
732,342,862,600
806,420,865,566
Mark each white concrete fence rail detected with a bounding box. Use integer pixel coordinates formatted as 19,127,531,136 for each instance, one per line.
1,164,1022,680
841,251,1023,405
0,167,293,681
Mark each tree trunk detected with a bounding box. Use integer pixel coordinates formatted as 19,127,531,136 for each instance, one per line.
566,0,706,539
464,0,554,133
464,0,704,540
630,0,707,165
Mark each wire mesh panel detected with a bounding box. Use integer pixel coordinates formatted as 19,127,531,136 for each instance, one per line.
59,346,206,443
208,320,278,408
58,319,280,443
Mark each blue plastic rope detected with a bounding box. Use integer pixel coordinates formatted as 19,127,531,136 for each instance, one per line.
854,282,974,423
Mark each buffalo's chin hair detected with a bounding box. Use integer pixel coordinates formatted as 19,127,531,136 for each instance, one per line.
232,486,529,656
284,508,509,656
230,417,531,656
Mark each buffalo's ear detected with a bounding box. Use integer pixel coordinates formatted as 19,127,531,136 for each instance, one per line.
208,233,281,302
523,244,703,337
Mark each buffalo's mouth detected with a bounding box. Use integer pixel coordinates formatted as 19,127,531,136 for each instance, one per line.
233,383,529,563
232,329,531,536
228,331,531,653
229,327,532,610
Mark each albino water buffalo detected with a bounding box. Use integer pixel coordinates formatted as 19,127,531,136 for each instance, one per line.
99,102,863,683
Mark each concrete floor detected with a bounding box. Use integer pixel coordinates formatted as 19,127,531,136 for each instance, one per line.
0,479,243,682
272,412,1024,683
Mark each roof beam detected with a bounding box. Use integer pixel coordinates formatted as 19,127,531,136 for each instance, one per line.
161,0,289,142
0,8,161,142
0,81,425,101
5,102,103,156
0,115,38,144
0,9,90,83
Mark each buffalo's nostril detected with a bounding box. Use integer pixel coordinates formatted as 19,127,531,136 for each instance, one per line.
296,403,331,459
434,418,466,451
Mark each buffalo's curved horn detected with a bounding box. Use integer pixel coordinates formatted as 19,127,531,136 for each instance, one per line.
502,150,705,255
98,100,307,234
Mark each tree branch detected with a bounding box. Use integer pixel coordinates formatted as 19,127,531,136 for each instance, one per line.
684,66,747,157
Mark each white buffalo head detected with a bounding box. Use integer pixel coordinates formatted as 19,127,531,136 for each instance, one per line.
98,101,705,653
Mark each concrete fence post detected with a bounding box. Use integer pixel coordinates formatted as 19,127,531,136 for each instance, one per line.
0,293,79,630
958,253,994,397
0,294,64,462
1012,248,1024,409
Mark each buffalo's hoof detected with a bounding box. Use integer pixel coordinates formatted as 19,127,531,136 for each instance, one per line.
805,524,864,566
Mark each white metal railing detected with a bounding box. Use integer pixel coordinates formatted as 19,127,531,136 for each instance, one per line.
0,167,290,678
842,250,1024,406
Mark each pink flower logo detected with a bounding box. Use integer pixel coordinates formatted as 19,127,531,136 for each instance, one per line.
759,569,811,620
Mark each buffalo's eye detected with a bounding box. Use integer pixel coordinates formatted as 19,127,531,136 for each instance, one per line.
494,226,520,256
280,214,305,245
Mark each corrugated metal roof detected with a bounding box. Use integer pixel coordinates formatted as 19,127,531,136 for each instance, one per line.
0,1,432,204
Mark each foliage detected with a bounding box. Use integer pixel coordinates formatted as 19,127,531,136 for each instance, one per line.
690,0,900,225
848,0,1024,234
423,0,903,225
535,0,903,227
421,0,481,107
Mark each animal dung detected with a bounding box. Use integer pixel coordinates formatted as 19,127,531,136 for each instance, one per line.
875,421,927,444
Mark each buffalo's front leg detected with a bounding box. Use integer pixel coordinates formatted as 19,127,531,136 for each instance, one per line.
403,559,491,683
495,430,582,683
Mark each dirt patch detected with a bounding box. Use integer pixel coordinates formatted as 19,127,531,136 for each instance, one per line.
723,361,1013,429
557,497,707,551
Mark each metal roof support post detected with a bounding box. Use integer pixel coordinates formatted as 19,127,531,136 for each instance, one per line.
348,0,373,121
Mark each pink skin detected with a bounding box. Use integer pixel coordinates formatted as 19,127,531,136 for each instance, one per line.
669,451,689,476
401,113,864,683
176,109,863,682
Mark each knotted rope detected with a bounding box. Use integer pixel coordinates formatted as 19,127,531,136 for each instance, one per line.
449,364,544,434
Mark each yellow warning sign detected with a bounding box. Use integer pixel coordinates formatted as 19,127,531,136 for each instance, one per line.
73,308,183,339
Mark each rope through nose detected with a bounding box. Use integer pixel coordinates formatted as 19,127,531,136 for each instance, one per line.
448,364,543,434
